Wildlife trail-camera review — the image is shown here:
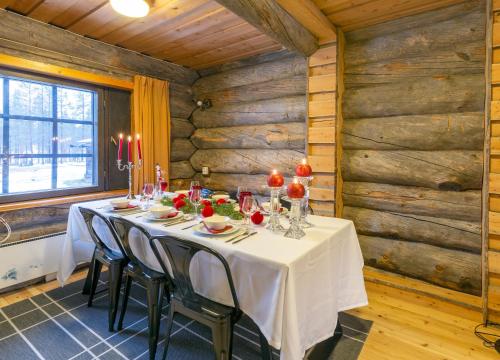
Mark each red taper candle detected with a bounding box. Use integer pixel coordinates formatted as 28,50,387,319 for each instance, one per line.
127,135,132,162
136,134,142,160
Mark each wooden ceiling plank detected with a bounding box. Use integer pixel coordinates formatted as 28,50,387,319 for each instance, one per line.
49,0,108,29
150,22,260,59
192,43,283,69
213,0,318,56
28,0,80,23
275,0,337,43
67,3,117,35
7,0,44,15
99,0,210,45
135,7,234,54
142,9,243,55
0,0,17,8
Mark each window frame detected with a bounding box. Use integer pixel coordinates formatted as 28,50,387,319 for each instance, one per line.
0,68,105,203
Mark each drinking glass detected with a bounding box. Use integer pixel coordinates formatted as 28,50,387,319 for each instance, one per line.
190,186,202,219
237,186,252,209
143,183,154,209
241,195,256,228
160,179,168,192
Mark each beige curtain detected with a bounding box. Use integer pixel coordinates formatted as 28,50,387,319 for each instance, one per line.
132,75,171,194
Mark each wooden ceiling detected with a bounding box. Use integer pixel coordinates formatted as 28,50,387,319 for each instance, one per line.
311,0,469,32
0,0,282,69
0,0,471,71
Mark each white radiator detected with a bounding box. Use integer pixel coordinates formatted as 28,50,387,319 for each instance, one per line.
0,232,66,291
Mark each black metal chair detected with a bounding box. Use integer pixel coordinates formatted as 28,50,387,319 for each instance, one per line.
150,235,243,360
109,216,170,360
79,207,128,332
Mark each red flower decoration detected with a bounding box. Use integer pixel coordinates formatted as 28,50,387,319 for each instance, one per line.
251,211,264,225
201,206,214,218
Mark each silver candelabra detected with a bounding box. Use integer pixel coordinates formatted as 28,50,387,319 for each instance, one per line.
117,159,142,199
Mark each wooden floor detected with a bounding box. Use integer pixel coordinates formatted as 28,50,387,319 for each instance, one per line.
1,270,499,359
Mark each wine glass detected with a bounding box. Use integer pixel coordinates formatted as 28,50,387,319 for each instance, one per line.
160,179,168,192
190,186,202,220
241,195,256,229
143,183,154,209
237,186,252,209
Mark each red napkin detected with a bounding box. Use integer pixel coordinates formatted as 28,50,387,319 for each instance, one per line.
202,223,233,234
160,212,179,219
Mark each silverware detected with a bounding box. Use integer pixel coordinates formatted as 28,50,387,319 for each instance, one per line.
225,230,247,243
163,218,191,227
181,222,199,230
232,232,257,244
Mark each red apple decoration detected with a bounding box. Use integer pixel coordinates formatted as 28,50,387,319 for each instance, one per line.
267,169,284,188
287,180,305,199
201,205,214,218
295,158,312,177
251,211,264,225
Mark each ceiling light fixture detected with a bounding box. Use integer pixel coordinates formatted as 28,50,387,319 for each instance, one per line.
110,0,152,18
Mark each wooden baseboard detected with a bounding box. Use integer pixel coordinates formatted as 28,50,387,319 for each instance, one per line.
363,266,482,312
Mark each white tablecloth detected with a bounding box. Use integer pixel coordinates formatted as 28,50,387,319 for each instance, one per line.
58,199,368,360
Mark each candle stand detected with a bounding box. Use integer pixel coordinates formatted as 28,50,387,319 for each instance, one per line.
284,198,306,239
117,159,142,200
266,186,285,232
296,176,314,228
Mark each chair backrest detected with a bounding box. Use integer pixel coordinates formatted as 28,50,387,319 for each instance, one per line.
109,216,156,273
150,235,240,312
79,207,125,256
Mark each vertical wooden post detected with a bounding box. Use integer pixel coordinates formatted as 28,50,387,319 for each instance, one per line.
335,30,345,218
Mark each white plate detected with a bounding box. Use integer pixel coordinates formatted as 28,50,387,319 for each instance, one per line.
144,211,183,222
193,223,240,236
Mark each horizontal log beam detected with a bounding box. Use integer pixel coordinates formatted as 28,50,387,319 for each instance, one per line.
171,139,196,162
199,76,306,107
194,173,292,195
190,149,304,175
359,235,481,295
342,182,481,222
213,0,318,56
343,112,484,150
192,96,306,128
193,55,307,95
344,206,481,253
342,150,483,191
0,9,198,85
191,123,305,149
344,74,485,118
171,118,195,139
170,161,195,179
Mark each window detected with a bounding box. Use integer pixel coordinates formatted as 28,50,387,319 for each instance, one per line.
0,70,102,201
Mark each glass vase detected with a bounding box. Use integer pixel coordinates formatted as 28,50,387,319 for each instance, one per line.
296,176,313,228
266,187,285,232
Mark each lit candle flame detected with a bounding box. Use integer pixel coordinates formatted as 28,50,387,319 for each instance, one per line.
127,135,132,141
119,133,123,139
293,177,298,184
136,134,140,140
272,169,277,175
302,158,307,165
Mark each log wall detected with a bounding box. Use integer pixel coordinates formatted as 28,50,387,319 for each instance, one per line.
190,51,307,194
341,0,486,295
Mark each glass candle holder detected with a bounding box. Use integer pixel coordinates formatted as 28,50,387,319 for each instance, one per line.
266,186,285,232
284,198,306,239
296,176,313,228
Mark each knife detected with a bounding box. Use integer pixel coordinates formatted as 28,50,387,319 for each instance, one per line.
231,231,257,244
224,230,247,243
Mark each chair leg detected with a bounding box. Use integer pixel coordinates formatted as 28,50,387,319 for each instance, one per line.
88,260,103,307
108,263,124,332
117,274,132,331
259,330,273,360
146,281,162,360
212,319,233,360
161,303,176,360
82,250,96,295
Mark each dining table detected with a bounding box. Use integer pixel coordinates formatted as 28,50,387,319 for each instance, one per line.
57,197,368,360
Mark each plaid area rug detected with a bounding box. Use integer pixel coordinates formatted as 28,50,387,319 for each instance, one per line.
0,274,371,359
